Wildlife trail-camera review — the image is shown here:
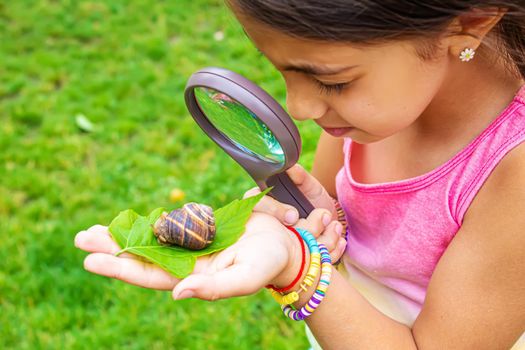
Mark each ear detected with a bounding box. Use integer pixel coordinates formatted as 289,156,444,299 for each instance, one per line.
445,7,506,58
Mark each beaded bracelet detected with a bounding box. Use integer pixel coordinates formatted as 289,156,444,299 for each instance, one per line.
269,228,321,305
265,226,306,293
332,198,347,238
282,243,332,321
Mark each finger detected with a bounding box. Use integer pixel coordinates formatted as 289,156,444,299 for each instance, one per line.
316,220,343,253
83,253,179,290
172,263,262,301
248,193,299,226
75,228,141,261
87,224,112,237
75,229,121,254
243,187,261,199
338,238,348,255
331,238,348,263
286,164,324,199
295,208,333,237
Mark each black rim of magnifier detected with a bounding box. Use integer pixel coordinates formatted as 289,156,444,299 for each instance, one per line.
184,67,302,182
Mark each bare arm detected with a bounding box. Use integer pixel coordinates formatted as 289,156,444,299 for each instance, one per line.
288,144,525,349
311,131,344,198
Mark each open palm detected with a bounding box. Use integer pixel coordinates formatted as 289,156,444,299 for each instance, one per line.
75,212,294,300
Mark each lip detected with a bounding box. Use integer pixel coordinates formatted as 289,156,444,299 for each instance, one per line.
322,126,354,137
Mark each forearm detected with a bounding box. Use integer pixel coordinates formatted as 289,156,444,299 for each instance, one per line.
272,223,417,349
295,268,417,349
271,224,417,348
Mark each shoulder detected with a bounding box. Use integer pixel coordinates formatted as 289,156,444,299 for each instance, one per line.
412,142,525,348
471,138,525,215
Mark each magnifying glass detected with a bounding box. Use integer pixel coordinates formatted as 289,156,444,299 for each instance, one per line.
184,67,314,218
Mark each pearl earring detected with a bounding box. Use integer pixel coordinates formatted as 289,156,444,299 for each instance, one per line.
459,48,475,62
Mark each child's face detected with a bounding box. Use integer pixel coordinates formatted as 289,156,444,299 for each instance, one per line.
235,14,451,144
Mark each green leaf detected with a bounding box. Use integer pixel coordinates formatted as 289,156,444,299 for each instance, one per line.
211,187,272,250
107,189,271,278
126,216,154,247
127,247,196,278
147,207,165,225
113,213,196,277
108,209,139,249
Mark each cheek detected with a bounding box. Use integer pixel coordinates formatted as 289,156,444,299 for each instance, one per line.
340,55,448,136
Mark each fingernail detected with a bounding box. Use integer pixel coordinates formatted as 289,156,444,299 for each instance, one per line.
174,290,194,300
73,234,83,248
284,210,298,225
335,222,343,235
322,213,331,226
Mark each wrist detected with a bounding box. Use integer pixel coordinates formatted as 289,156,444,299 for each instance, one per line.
268,229,333,320
269,226,309,289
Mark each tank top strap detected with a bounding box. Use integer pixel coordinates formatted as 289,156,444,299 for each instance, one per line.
452,89,525,223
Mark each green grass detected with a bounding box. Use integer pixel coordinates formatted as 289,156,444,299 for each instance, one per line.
195,87,285,164
0,1,321,349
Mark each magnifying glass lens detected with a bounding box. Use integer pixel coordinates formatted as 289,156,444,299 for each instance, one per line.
194,87,285,164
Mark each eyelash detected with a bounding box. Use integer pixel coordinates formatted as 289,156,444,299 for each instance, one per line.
314,80,350,95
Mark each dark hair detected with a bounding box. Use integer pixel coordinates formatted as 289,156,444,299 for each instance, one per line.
229,1,525,79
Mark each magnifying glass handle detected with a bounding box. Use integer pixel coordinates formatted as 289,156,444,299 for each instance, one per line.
264,173,315,219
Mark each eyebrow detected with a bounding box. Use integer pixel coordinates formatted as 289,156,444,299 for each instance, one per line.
282,63,358,76
252,47,358,76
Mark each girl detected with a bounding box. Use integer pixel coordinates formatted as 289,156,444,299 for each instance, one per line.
75,1,525,348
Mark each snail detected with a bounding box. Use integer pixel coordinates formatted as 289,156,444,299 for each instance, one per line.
152,202,216,250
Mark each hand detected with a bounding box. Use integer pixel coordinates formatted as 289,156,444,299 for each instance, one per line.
74,210,344,300
292,207,346,264
244,164,337,226
75,224,182,291
75,214,291,299
244,164,346,262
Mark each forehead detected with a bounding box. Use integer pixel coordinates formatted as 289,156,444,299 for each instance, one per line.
235,11,366,68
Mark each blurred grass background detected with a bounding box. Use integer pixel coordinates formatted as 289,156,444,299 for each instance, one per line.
0,0,321,349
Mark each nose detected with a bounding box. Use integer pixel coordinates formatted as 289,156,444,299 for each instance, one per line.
285,80,328,122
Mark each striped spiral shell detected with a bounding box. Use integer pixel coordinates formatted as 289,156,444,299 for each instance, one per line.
153,203,216,250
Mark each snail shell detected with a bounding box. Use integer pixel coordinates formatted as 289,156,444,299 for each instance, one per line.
153,202,216,250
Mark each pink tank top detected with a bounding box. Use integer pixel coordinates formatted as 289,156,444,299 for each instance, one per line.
335,86,525,316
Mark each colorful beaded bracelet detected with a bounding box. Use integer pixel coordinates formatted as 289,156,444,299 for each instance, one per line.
332,198,347,238
269,227,321,305
281,243,332,321
265,226,306,293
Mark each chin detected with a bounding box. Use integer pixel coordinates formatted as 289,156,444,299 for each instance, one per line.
347,131,385,144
